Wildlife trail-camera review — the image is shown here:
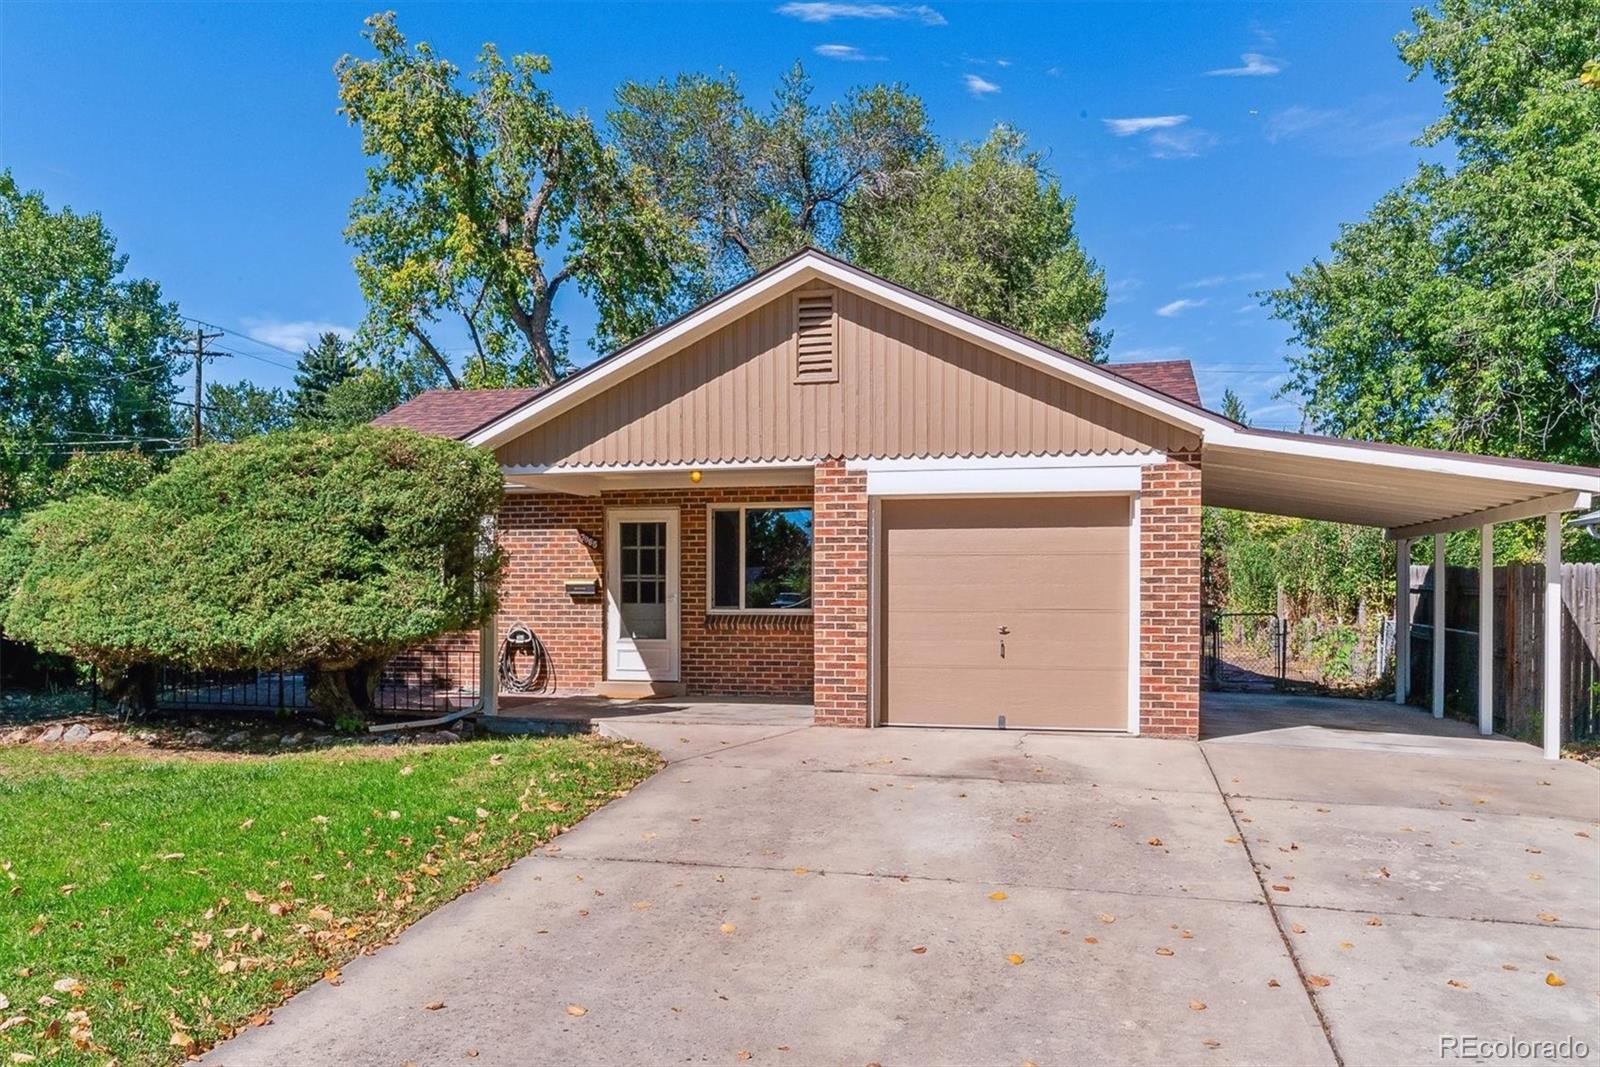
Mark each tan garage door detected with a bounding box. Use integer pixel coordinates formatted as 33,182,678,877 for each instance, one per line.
879,496,1130,729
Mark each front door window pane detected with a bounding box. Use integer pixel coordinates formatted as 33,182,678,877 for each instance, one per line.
619,521,667,639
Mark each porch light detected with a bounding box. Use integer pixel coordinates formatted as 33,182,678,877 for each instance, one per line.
689,469,703,483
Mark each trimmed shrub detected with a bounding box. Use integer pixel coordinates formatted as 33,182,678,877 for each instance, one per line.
0,427,503,719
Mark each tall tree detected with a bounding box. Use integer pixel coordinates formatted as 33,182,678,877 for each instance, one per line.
612,63,934,292
1220,388,1249,425
337,12,689,387
0,171,184,511
841,126,1109,360
291,331,359,425
1267,0,1600,466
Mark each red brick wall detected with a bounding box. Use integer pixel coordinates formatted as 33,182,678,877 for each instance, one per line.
488,486,815,700
1139,448,1203,737
812,461,870,726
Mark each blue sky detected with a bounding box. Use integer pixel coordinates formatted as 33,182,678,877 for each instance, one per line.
1,1,1445,430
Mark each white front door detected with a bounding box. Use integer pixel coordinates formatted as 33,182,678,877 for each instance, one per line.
606,508,680,682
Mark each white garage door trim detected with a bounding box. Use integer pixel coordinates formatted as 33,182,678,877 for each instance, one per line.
865,481,1143,735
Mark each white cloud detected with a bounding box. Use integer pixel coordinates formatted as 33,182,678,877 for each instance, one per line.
1262,104,1420,154
1103,114,1188,137
776,2,945,25
1262,105,1341,143
241,317,354,355
1182,271,1264,290
1207,52,1283,76
963,73,1000,96
1147,127,1219,159
1107,277,1143,304
1155,298,1207,318
813,43,882,61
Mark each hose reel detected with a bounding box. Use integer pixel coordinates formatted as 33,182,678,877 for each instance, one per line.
498,621,552,693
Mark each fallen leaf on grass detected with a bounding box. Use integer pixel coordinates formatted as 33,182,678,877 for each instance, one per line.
565,1004,587,1017
11,1053,36,1063
323,968,342,986
50,978,82,997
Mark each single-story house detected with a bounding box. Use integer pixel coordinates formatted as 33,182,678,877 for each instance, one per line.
376,248,1600,754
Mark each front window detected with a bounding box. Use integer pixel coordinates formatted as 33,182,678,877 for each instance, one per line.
709,506,813,611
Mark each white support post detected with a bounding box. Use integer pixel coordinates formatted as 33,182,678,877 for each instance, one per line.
1478,524,1494,736
1542,513,1562,760
1395,538,1411,705
479,613,498,717
1432,533,1446,719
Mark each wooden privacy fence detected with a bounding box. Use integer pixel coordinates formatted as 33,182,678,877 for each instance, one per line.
1406,562,1599,742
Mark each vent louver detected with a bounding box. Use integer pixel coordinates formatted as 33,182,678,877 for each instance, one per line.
794,292,838,384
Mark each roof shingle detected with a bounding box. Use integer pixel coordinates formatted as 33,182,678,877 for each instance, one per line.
1103,359,1202,408
370,387,547,440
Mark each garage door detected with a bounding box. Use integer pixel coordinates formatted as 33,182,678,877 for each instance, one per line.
879,496,1130,729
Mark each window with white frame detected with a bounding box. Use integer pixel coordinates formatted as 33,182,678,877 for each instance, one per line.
708,505,813,611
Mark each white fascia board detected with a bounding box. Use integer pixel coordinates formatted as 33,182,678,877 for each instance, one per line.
1385,491,1592,540
502,458,813,475
866,465,1142,497
1207,426,1600,495
467,251,1219,451
847,452,1164,473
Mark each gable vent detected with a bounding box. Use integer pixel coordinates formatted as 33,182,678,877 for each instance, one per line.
794,292,838,384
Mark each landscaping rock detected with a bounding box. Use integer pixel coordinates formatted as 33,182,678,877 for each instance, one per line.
88,730,119,743
61,723,92,743
1,728,32,746
222,731,250,747
36,724,65,743
280,732,303,747
182,729,213,746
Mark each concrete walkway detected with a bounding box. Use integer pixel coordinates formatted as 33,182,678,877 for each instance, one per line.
208,695,1599,1066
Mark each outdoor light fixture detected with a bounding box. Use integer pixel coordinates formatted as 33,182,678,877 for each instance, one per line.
1574,509,1600,540
689,469,703,483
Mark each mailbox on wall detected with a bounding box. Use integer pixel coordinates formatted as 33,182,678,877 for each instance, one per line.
564,580,600,597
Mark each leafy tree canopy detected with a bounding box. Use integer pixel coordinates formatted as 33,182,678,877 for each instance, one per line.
841,126,1109,361
612,62,934,293
337,12,691,387
0,171,184,511
203,380,293,443
1267,0,1600,466
0,427,503,717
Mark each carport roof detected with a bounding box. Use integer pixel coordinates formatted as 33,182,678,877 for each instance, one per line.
1200,425,1600,537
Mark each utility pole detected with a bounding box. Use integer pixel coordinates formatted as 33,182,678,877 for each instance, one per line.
185,327,224,449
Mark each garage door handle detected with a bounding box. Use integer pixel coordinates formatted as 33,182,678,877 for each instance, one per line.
997,626,1008,659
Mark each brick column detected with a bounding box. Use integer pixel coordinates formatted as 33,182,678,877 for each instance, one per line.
812,459,870,726
1140,447,1202,737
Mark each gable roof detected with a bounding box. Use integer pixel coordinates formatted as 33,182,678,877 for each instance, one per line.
1105,360,1201,407
466,248,1219,450
371,387,547,439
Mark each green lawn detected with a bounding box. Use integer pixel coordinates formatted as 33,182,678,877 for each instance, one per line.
0,736,660,1065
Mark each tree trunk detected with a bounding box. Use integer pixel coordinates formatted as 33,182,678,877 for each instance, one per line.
305,658,385,727
101,663,158,716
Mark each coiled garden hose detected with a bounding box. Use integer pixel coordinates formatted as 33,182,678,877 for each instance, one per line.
498,622,552,693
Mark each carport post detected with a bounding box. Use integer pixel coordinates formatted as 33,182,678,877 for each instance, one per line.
1542,513,1561,760
479,614,498,717
1432,534,1446,719
1394,537,1410,704
1478,524,1493,736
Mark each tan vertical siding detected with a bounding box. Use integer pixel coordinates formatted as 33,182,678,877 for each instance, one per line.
496,285,1198,467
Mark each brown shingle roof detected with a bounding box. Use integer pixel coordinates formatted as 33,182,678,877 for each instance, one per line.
1104,360,1202,408
370,387,547,439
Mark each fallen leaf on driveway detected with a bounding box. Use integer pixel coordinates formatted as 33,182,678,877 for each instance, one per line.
424,1001,445,1011
737,1053,752,1062
1271,885,1291,893
1546,973,1565,987
720,923,736,934
1446,980,1469,989
1307,975,1331,988
1267,979,1280,988
1366,916,1383,926
323,968,341,986
1290,923,1306,934
566,1004,587,1017
793,867,808,876
1155,947,1174,956
1537,912,1560,923
1147,838,1164,847
1006,954,1025,965
1201,1038,1221,1049
911,946,926,954
1083,936,1099,944
1097,912,1116,924
1189,999,1207,1011
989,891,1008,901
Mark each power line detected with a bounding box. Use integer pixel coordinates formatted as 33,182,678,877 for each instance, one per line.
180,327,225,449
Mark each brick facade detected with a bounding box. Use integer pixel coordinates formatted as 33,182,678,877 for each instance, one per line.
1138,447,1203,737
492,484,815,700
811,461,871,726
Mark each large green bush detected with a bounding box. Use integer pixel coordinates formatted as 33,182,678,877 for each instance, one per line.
0,428,503,718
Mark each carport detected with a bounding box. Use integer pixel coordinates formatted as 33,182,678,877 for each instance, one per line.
1201,424,1600,759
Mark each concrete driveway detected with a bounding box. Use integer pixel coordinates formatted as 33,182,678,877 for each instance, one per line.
209,695,1599,1066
